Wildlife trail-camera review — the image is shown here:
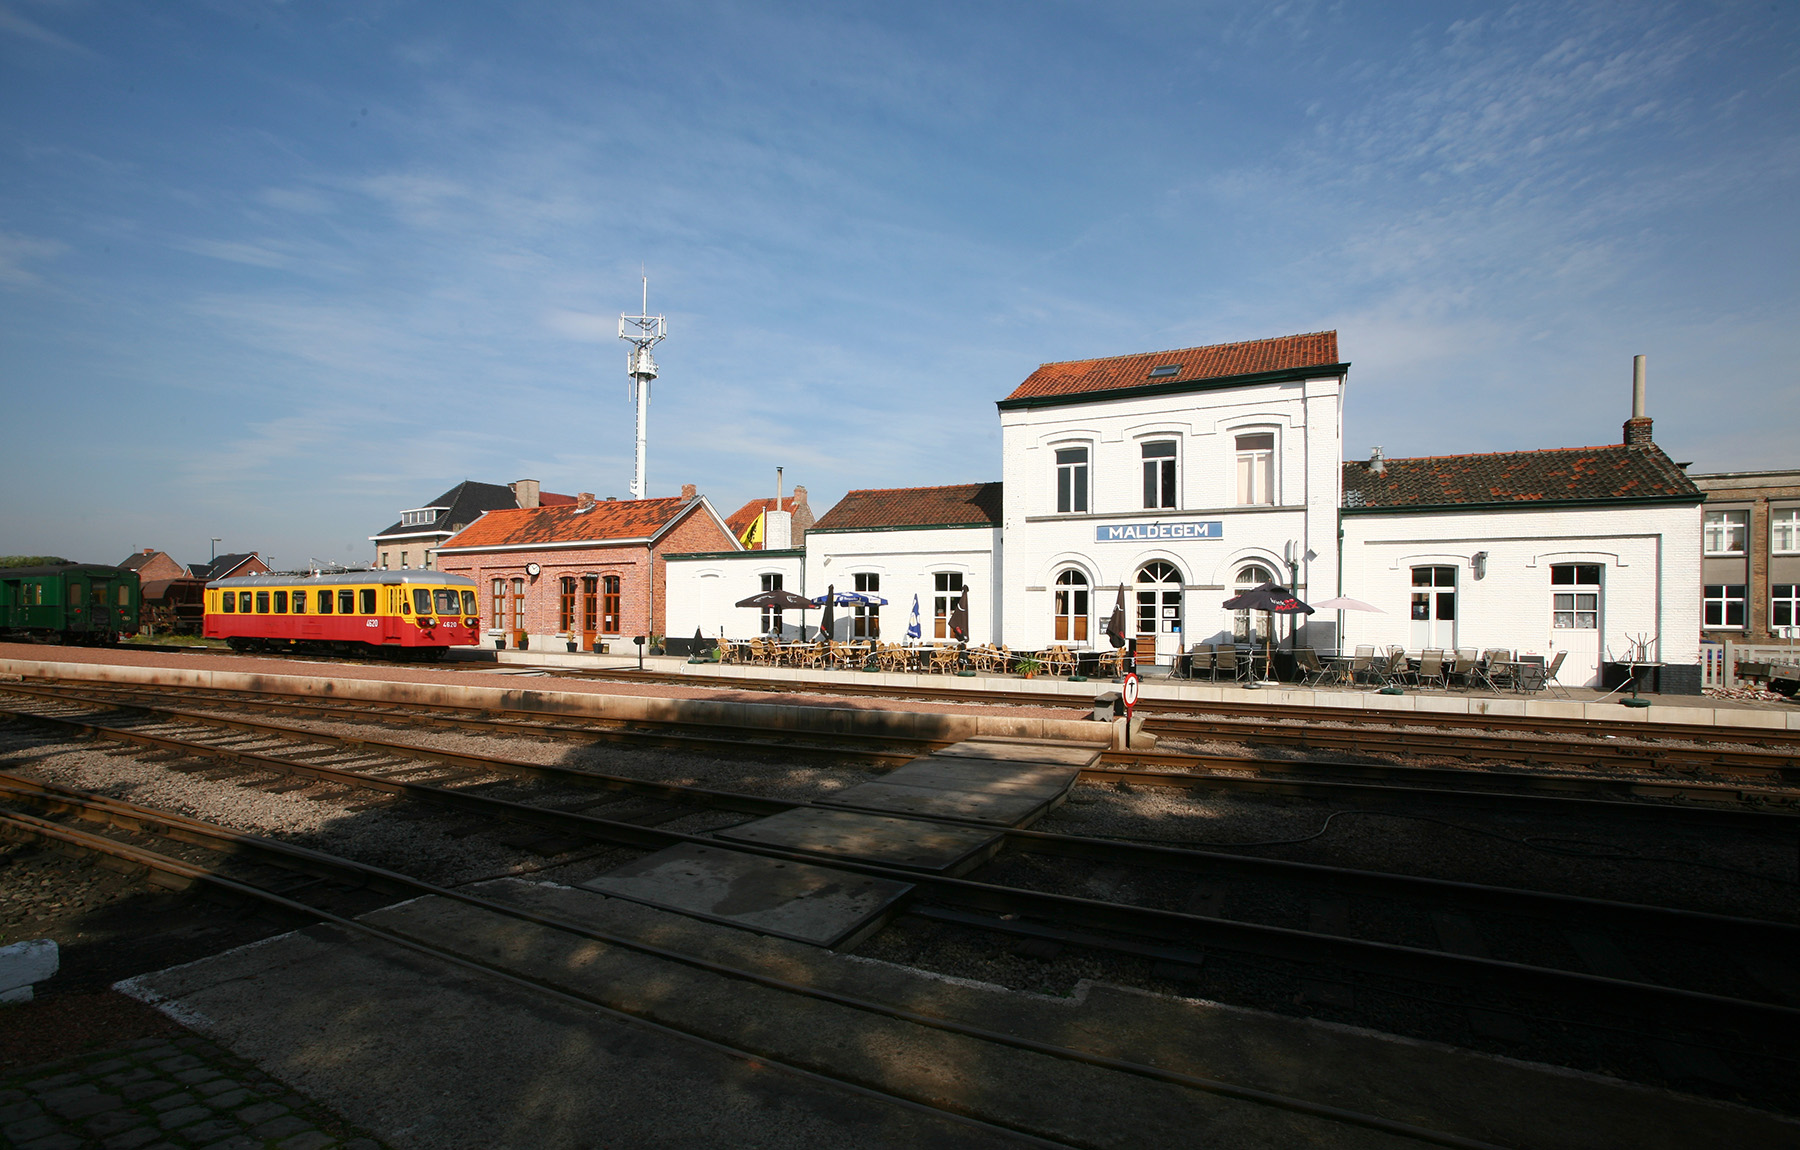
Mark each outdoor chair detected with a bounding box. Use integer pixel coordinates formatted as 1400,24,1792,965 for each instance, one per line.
1211,645,1243,684
1476,650,1513,692
1345,648,1379,688
1414,649,1446,690
1093,648,1123,678
1294,647,1332,687
930,645,962,674
1043,646,1078,677
1444,652,1478,691
1382,646,1412,686
1542,650,1572,698
1184,645,1214,681
1513,659,1547,694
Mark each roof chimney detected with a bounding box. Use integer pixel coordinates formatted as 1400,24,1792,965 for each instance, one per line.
1369,447,1386,477
1624,355,1653,446
680,483,697,501
576,492,595,511
511,479,540,509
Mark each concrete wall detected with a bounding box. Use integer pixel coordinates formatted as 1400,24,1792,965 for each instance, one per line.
803,526,1002,644
1340,502,1703,687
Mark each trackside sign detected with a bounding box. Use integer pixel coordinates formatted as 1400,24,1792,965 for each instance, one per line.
1095,521,1223,543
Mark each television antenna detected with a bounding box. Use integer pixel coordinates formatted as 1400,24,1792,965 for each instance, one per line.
618,275,666,500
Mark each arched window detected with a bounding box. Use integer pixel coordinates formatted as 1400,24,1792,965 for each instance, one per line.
1233,564,1273,643
1136,561,1182,638
1054,570,1089,642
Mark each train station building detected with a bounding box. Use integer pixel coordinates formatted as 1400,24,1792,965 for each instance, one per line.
665,329,1707,689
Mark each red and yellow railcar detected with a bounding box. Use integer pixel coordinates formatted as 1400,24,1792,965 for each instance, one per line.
204,571,480,660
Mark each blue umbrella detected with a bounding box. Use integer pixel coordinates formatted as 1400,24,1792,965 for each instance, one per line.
906,594,922,640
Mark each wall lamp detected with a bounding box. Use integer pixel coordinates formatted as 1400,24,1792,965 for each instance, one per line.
1471,551,1488,579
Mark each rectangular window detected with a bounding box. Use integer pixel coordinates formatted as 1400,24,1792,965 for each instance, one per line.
492,579,505,629
290,590,304,614
760,572,783,634
222,591,235,614
256,591,270,614
461,589,477,616
412,588,433,615
934,572,964,640
1235,432,1274,505
273,591,287,613
118,585,130,607
1703,510,1748,554
1772,585,1799,630
1704,585,1746,628
1551,563,1600,629
359,588,376,614
1055,447,1089,514
239,591,253,613
853,572,880,639
602,575,621,633
560,577,577,631
1772,509,1800,554
339,589,356,614
1141,440,1177,510
318,589,333,613
400,551,409,569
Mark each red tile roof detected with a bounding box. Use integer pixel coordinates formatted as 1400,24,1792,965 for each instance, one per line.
1002,332,1341,404
440,497,694,548
1342,444,1702,511
812,483,1003,531
725,496,801,538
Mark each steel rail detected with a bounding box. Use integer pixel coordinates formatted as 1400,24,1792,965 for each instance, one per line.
0,788,1509,1150
5,708,1796,1037
6,694,1795,949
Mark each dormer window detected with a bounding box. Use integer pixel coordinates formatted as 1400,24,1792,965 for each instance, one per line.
1148,364,1180,378
400,507,447,527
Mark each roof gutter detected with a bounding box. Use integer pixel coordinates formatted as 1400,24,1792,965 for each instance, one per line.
1340,494,1704,516
996,363,1349,412
436,537,656,555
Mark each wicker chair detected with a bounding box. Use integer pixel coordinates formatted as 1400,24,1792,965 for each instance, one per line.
1093,648,1123,678
1042,645,1078,677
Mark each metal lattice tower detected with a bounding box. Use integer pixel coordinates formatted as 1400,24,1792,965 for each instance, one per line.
618,276,666,499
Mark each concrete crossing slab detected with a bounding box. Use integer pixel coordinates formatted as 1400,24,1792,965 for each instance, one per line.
713,807,1003,874
579,842,911,948
940,737,1105,767
818,780,1069,825
881,757,1081,796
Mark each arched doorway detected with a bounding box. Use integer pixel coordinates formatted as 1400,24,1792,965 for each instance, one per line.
1232,564,1274,645
1136,561,1183,662
1054,569,1090,642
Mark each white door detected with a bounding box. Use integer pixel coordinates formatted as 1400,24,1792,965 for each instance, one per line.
1409,566,1457,651
1136,561,1183,662
1550,563,1603,687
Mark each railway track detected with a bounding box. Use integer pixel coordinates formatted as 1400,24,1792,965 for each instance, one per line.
4,690,1797,1061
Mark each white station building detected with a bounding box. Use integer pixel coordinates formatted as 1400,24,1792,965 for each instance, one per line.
666,331,1705,691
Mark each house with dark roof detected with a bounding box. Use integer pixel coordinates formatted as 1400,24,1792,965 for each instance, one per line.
434,485,737,650
369,480,575,572
187,553,268,582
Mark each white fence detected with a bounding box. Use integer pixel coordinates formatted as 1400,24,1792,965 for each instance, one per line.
1700,640,1800,689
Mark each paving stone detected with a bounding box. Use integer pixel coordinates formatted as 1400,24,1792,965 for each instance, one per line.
4,1115,60,1142
132,1044,181,1061
40,1084,99,1106
156,1104,211,1129
0,1099,44,1122
194,1078,243,1098
343,1140,382,1150
0,1089,27,1104
119,1080,178,1102
55,1091,125,1120
177,1117,244,1143
251,1115,313,1140
234,1101,289,1125
148,1092,197,1113
102,1127,163,1150
18,1131,85,1150
173,1068,222,1086
278,1132,338,1150
83,1059,133,1076
197,1138,263,1150
152,1055,204,1073
102,1068,158,1087
83,1109,149,1137
116,1038,171,1053
23,1073,83,1093
205,1088,253,1109
252,1082,285,1096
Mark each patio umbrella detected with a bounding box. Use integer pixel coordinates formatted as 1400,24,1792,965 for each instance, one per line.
1310,596,1384,613
949,588,969,643
1104,584,1127,649
735,587,815,639
1221,581,1314,682
906,594,922,641
817,584,837,642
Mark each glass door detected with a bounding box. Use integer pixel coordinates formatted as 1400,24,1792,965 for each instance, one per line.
1409,566,1457,650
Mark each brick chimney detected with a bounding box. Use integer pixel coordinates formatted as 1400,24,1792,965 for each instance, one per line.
1623,355,1653,446
576,492,595,511
511,479,541,509
680,483,697,501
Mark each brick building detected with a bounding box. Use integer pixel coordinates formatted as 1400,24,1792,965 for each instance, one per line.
369,479,573,572
434,485,738,650
1688,468,1800,643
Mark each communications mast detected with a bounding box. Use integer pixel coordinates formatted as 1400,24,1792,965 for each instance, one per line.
618,276,666,500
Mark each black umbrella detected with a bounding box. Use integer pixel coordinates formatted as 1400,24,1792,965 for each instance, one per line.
949,588,969,643
1104,584,1127,650
735,587,815,640
1221,581,1313,682
817,584,837,642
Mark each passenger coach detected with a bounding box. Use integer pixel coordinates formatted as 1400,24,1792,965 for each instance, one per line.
205,570,480,659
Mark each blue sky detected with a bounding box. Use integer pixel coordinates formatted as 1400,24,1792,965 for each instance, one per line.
2,1,1794,570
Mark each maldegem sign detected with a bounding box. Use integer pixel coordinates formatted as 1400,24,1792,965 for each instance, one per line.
1095,520,1224,543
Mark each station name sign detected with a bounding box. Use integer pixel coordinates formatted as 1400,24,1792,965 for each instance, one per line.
1095,520,1223,543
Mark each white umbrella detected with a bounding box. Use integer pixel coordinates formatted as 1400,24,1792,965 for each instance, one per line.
1311,596,1384,613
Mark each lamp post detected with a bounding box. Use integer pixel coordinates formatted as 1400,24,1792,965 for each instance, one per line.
211,538,221,562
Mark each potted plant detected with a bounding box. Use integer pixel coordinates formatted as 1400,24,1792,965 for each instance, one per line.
648,633,665,656
1015,654,1042,679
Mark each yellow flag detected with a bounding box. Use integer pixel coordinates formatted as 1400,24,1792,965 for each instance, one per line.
738,511,764,549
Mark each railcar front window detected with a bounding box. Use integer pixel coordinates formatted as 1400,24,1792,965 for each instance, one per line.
413,588,433,615
461,590,478,615
435,589,460,615
118,586,130,607
359,588,376,614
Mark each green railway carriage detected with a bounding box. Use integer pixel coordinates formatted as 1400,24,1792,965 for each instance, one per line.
0,564,141,645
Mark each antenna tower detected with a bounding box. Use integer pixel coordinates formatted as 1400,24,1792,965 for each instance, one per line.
618,276,666,500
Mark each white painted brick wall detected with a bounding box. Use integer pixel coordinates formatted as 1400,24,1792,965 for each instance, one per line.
804,526,1002,643
665,552,806,641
